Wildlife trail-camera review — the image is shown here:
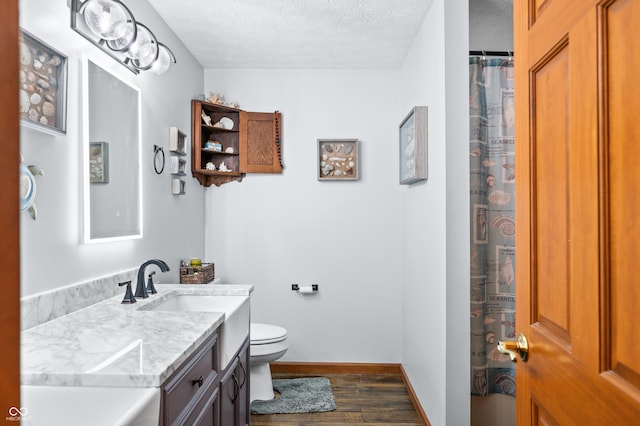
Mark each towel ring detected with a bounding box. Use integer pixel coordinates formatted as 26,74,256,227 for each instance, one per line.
153,145,165,174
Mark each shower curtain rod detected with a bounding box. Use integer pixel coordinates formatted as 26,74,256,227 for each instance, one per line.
469,50,514,57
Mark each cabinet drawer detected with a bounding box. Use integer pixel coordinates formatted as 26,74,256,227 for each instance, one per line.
183,383,219,426
163,333,218,425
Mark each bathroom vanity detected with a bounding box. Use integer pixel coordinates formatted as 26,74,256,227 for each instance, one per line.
21,284,252,426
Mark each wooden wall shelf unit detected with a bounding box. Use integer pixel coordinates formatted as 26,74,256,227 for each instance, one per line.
191,100,283,187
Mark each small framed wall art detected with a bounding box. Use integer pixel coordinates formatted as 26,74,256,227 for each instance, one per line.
19,29,68,135
399,106,428,184
318,139,359,181
89,142,109,183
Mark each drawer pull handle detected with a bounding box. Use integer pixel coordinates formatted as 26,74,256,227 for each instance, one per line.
192,375,204,387
238,362,247,387
232,375,240,402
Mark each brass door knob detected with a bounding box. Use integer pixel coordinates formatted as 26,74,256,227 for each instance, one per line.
497,332,529,362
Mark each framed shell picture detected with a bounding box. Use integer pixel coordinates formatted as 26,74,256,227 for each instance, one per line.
317,139,359,181
399,106,428,184
19,29,68,135
89,142,109,183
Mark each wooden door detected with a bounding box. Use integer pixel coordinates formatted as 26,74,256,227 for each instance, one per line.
0,0,21,414
514,0,640,423
239,111,282,174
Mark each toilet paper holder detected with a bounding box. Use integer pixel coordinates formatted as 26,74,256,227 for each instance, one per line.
291,284,318,292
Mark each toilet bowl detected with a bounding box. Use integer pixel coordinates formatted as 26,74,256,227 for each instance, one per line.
250,323,289,402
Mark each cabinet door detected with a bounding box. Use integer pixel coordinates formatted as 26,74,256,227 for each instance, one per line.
236,343,250,426
219,357,239,426
239,111,282,174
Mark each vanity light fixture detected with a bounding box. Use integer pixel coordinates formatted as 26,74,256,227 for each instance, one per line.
70,0,176,75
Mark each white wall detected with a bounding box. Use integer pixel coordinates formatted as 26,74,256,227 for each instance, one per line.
203,69,403,363
397,3,448,424
19,0,206,296
397,1,470,424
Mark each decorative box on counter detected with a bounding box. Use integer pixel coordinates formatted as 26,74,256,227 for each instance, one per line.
180,263,215,284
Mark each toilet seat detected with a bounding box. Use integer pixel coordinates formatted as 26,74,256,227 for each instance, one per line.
251,323,287,345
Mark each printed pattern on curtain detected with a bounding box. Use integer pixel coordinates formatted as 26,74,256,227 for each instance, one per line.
469,56,516,396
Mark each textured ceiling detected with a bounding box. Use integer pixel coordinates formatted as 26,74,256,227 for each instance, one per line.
147,0,433,69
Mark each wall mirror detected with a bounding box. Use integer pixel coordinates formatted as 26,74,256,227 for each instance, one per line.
83,59,142,243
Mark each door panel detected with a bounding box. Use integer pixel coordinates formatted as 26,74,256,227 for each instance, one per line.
532,44,571,343
239,111,282,174
607,0,640,393
515,0,640,423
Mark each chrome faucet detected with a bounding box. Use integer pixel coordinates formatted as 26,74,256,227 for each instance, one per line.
135,259,170,298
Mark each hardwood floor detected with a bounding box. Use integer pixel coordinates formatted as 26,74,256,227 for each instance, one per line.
250,372,425,425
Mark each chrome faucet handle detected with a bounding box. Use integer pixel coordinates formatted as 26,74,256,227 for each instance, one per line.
119,281,136,304
146,271,158,294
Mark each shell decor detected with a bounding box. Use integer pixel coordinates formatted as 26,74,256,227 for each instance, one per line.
206,91,239,109
19,156,44,220
19,31,65,131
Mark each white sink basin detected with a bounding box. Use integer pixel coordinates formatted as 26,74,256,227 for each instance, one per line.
21,385,160,426
141,294,249,370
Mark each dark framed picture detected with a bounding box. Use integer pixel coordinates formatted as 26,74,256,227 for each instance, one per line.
89,142,109,183
318,139,359,181
399,106,428,184
19,29,68,135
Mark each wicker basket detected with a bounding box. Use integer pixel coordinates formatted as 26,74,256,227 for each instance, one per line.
180,263,215,284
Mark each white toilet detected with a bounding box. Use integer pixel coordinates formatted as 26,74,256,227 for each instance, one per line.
249,323,289,402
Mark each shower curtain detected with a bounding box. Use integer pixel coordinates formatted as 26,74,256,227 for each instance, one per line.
469,56,516,396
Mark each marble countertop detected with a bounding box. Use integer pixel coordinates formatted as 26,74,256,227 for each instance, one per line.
21,284,253,388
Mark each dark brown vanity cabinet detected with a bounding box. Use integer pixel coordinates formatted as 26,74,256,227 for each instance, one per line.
161,333,219,425
161,333,250,426
191,100,283,187
219,339,250,426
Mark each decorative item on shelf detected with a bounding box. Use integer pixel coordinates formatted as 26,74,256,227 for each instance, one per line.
206,91,240,109
170,156,186,175
19,29,68,135
204,141,222,152
169,127,187,154
214,117,233,130
399,106,428,184
317,139,359,181
201,110,212,126
168,127,187,194
207,92,225,105
171,178,185,195
70,0,176,75
205,162,216,171
19,156,44,221
180,262,215,284
225,147,234,154
218,162,230,172
153,145,165,174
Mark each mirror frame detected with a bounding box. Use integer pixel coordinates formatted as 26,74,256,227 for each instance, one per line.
82,57,143,244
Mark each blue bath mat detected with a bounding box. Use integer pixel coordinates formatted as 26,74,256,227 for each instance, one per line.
250,377,337,414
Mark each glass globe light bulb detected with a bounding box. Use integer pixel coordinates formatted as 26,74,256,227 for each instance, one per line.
151,45,172,75
106,20,135,52
83,0,128,40
126,24,155,61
